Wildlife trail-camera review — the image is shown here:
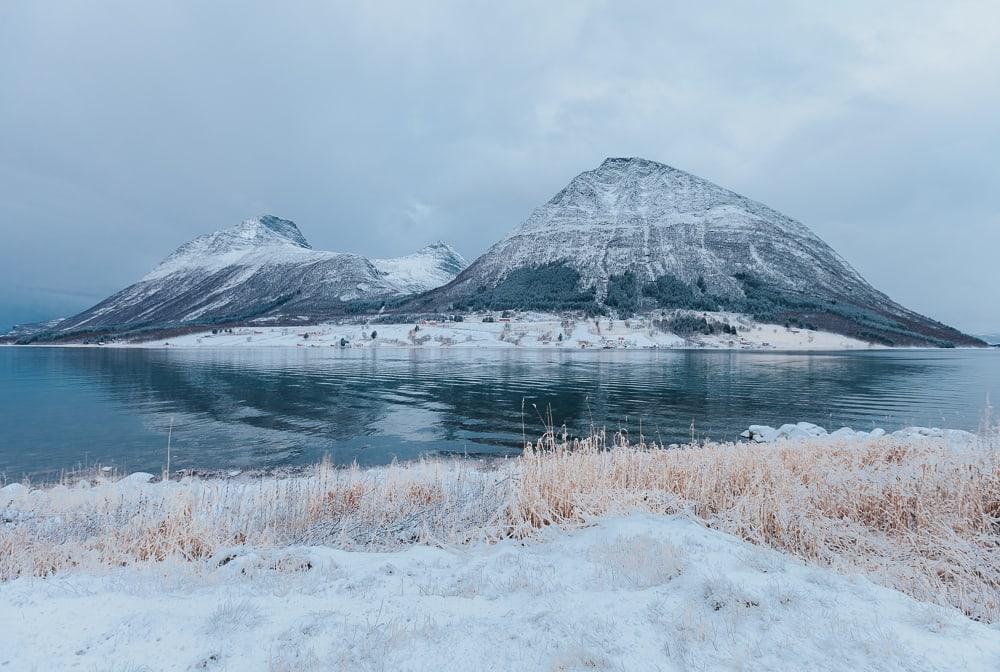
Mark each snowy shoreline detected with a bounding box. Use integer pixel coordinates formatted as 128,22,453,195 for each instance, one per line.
9,312,895,351
3,426,999,671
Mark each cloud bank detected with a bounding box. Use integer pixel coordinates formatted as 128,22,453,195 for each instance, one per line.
1,1,997,331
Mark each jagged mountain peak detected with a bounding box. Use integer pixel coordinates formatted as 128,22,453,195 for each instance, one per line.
145,215,312,281
419,240,459,254
416,241,467,272
243,215,311,248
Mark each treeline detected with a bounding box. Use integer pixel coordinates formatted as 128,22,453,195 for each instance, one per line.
605,270,817,320
654,315,738,337
451,263,606,315
605,270,720,317
602,270,951,346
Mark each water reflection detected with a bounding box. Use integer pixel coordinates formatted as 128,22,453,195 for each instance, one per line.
1,347,996,477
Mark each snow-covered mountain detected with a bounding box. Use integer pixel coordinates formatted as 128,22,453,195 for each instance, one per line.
422,157,980,347
373,242,467,295
11,159,979,347
49,215,466,335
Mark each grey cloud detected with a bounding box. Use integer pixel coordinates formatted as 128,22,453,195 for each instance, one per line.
1,1,997,332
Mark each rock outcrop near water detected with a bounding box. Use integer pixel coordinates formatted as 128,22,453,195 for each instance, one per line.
742,421,977,445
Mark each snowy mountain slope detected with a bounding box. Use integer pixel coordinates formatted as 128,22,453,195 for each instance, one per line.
46,216,465,336
372,242,467,295
420,158,980,347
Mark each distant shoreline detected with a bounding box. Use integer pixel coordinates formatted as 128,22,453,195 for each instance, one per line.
4,313,900,352
6,342,987,353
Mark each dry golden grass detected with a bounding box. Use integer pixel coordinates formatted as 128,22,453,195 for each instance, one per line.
2,430,998,621
511,430,1000,622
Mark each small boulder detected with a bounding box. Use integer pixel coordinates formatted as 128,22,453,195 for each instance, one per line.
795,422,828,437
776,423,799,437
784,426,813,440
118,472,156,486
747,425,779,443
129,472,155,482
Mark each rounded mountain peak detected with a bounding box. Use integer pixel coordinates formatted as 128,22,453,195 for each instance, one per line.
597,156,673,171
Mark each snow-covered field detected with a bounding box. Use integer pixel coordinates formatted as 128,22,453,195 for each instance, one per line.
3,513,998,672
2,427,998,670
125,312,877,350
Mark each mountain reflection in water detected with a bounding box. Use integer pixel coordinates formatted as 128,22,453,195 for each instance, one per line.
1,347,996,478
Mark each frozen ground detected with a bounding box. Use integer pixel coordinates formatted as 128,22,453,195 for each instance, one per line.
124,312,876,350
3,513,998,672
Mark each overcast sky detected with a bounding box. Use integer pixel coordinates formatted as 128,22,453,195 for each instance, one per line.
1,1,998,333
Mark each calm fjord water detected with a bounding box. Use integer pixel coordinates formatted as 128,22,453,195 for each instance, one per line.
1,346,997,478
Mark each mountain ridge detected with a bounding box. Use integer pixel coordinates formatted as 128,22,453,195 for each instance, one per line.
8,158,982,348
28,215,467,339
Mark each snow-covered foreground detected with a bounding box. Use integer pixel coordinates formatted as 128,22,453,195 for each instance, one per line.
3,513,998,671
126,312,876,350
3,429,999,670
